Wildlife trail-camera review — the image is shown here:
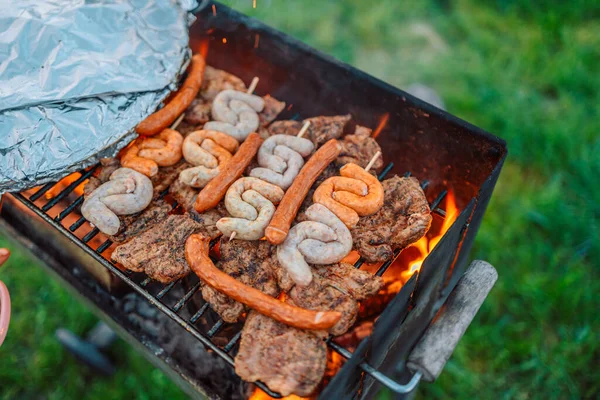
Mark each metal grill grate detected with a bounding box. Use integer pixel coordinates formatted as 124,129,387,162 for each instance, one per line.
13,162,447,398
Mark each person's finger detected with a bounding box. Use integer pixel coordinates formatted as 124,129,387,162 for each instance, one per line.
0,248,10,266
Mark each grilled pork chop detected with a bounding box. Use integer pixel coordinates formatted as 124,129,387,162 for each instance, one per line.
352,175,432,263
269,114,351,147
235,312,327,397
336,125,383,172
288,263,383,336
202,239,279,323
112,214,204,283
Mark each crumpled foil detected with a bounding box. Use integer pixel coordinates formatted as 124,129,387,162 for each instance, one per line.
0,0,198,194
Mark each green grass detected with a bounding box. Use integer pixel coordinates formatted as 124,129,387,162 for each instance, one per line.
1,1,599,398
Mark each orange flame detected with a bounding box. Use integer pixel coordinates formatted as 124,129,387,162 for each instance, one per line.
45,172,87,199
371,113,389,139
401,190,459,283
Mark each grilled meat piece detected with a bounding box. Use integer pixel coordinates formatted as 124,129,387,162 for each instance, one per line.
188,206,227,240
184,97,212,126
169,177,198,211
304,114,351,147
336,125,383,172
259,95,286,127
108,199,171,243
202,240,280,323
269,114,351,147
151,160,191,197
352,176,432,263
112,214,204,283
235,312,327,397
200,65,247,101
268,120,302,136
288,263,383,336
313,262,384,300
288,276,357,336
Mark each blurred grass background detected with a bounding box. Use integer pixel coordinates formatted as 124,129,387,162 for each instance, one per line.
1,0,598,399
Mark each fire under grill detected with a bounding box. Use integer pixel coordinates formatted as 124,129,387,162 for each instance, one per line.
0,3,507,399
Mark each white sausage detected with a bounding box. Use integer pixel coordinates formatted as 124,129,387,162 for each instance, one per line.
249,134,315,189
277,204,352,286
82,168,153,235
204,90,265,141
216,190,277,240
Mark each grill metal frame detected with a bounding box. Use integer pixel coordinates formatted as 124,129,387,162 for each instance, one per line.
13,160,447,398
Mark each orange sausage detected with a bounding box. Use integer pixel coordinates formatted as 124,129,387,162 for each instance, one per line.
335,163,384,216
313,176,367,228
194,133,263,213
265,139,342,245
136,54,206,136
185,234,341,330
121,143,158,177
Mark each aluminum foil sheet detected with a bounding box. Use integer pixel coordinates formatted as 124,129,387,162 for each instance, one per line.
0,0,198,194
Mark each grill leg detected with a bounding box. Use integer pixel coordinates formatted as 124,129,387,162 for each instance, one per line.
55,321,117,376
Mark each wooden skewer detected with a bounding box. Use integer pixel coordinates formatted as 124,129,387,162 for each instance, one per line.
364,151,381,172
170,113,185,130
229,231,237,241
247,77,259,94
297,121,311,138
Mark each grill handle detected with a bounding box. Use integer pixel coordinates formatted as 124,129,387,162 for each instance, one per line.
406,260,498,382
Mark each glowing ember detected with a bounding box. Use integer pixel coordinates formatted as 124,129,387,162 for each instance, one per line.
211,4,216,16
254,33,260,49
222,37,227,44
371,113,389,139
401,190,459,283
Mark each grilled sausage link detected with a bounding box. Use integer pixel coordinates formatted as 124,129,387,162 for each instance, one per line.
313,163,384,228
179,130,239,188
82,168,153,235
277,204,352,286
216,177,285,240
136,54,206,136
185,233,341,330
194,133,263,213
265,139,342,245
204,90,265,141
249,134,315,190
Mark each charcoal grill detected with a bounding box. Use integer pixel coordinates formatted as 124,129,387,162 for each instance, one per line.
0,2,507,399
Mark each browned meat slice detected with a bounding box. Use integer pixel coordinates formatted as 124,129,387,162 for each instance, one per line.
108,199,171,243
202,240,279,323
151,160,191,196
112,214,203,283
303,114,351,147
235,312,327,397
268,114,351,147
296,163,339,222
188,206,227,240
287,263,383,336
288,276,358,336
200,65,247,101
352,176,432,263
313,263,384,300
168,177,198,211
336,125,383,172
268,120,302,136
184,97,212,125
258,95,286,127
